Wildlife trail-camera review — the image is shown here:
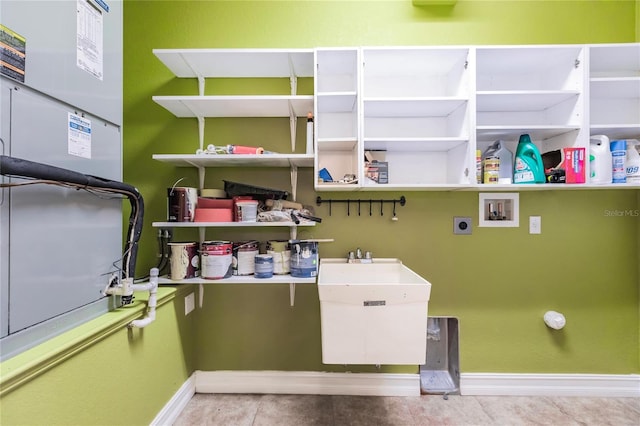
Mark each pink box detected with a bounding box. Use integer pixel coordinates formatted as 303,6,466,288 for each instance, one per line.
563,148,585,184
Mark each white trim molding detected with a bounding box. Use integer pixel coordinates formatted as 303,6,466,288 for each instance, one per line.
151,374,196,426
195,370,421,396
154,371,640,422
460,373,640,397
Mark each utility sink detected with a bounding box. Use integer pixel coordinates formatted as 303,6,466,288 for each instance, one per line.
317,258,432,365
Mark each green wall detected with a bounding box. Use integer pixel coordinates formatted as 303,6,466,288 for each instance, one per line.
0,287,197,425
123,0,639,375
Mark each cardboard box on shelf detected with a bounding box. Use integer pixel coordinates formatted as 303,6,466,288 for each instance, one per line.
365,160,388,184
563,147,585,184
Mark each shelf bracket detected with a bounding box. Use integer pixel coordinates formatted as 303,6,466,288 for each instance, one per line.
289,164,298,201
288,53,298,96
197,116,205,152
289,283,296,307
290,224,298,241
288,101,297,152
197,165,206,191
197,75,205,96
288,55,299,153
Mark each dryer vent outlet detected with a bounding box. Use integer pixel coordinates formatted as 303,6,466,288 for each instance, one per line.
453,217,472,235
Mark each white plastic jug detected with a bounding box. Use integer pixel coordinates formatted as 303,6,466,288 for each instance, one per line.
626,139,640,183
589,135,612,184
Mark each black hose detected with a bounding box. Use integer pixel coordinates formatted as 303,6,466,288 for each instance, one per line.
0,155,144,279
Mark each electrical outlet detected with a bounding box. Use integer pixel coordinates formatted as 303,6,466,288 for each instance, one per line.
185,293,195,315
453,217,472,235
529,216,541,234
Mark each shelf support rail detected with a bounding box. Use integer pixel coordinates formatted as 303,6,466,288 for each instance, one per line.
289,164,298,202
197,75,205,96
288,54,298,96
288,101,297,152
289,283,296,307
197,116,205,152
316,196,407,217
288,54,299,152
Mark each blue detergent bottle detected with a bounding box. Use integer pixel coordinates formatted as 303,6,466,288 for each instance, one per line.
513,134,546,184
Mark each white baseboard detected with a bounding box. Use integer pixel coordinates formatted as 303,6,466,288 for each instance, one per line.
460,373,640,397
195,370,421,396
151,374,196,426
154,371,640,423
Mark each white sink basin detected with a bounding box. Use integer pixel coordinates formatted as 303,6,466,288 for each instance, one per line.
317,258,432,365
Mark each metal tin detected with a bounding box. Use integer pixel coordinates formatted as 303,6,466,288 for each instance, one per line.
232,240,259,276
254,254,274,279
266,240,291,275
200,241,233,279
483,156,500,184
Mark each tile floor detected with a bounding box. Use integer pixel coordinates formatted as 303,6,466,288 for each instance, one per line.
174,393,640,426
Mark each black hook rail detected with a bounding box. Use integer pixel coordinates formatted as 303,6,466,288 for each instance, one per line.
316,196,406,217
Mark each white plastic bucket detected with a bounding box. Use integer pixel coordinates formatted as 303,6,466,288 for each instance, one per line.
235,200,258,222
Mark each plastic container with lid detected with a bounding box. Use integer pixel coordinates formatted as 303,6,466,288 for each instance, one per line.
589,135,613,184
235,200,259,222
513,134,545,184
625,139,640,183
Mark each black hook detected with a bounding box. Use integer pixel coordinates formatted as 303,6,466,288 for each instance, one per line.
358,200,361,216
329,200,332,216
393,200,397,217
369,200,372,216
347,200,350,216
380,200,384,216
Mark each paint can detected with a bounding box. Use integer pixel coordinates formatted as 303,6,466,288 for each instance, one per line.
483,156,500,184
290,241,318,278
167,187,197,222
266,240,291,275
200,241,233,279
235,200,259,222
232,240,259,276
254,254,274,279
168,242,199,280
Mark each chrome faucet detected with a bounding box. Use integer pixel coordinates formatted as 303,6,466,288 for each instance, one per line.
348,248,372,263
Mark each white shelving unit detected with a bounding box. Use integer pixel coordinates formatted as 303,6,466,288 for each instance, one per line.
152,49,320,307
152,46,640,206
314,48,361,191
314,47,474,190
475,45,586,167
152,48,315,195
311,43,639,191
589,43,640,141
361,47,472,189
152,154,313,168
152,221,317,306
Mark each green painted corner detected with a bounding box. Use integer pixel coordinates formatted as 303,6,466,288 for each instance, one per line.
0,286,198,425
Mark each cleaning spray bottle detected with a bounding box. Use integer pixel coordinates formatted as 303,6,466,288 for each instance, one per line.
514,134,545,184
589,135,613,184
610,139,627,183
626,139,640,183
